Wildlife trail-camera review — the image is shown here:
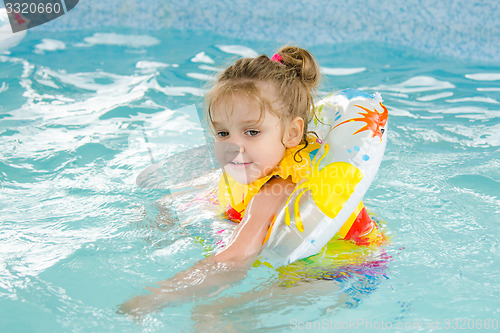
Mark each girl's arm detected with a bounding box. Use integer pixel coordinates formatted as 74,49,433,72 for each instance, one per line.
119,176,296,316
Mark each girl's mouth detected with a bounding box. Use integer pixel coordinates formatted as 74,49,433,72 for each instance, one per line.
228,161,253,170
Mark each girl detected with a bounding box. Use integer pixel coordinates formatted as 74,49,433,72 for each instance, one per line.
120,46,377,316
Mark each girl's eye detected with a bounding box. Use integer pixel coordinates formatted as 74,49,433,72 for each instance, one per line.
246,130,260,136
217,131,229,138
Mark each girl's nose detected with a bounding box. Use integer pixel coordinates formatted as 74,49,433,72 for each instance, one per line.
226,138,244,153
226,143,244,154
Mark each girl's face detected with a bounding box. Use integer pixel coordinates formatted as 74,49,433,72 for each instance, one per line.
211,84,303,185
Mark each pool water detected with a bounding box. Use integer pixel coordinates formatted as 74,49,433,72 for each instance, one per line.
1,28,499,332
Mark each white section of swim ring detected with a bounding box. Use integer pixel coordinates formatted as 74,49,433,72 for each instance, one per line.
0,8,27,53
259,90,388,267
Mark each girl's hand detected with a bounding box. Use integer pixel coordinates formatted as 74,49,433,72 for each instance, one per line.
118,290,163,317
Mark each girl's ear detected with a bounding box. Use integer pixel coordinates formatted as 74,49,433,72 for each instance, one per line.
284,117,304,148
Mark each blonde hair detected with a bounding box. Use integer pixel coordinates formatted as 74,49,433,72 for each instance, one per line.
205,46,320,150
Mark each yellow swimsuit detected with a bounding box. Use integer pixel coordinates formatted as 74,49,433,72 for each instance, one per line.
218,134,322,222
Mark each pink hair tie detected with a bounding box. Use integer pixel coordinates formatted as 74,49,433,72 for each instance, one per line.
270,53,283,63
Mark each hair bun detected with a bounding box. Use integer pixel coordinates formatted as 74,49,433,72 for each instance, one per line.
277,46,320,88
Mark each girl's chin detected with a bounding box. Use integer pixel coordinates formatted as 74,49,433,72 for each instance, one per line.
224,168,261,184
229,174,258,185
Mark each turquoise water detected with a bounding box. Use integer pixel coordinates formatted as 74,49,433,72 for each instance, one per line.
1,28,499,332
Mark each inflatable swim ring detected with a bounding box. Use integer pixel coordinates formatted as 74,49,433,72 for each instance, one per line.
259,89,388,267
0,8,27,53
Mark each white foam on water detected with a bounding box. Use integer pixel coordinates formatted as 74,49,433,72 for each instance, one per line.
12,66,203,139
0,55,33,78
186,72,217,81
386,106,418,118
36,79,59,89
477,87,500,92
198,65,223,72
444,123,500,147
135,60,172,74
136,60,170,69
191,51,215,64
465,73,500,81
372,76,455,93
320,67,366,76
446,97,499,104
146,76,207,96
428,106,500,120
77,33,160,48
0,220,104,281
420,115,444,119
216,45,259,58
0,81,7,93
417,92,454,101
34,39,66,54
411,127,461,144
